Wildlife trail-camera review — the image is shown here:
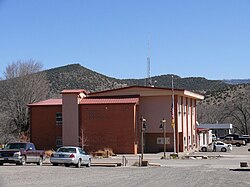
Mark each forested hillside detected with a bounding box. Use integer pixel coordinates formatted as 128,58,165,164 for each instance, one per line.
44,64,230,96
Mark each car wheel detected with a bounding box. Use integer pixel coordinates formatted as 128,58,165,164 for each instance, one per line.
65,164,70,167
201,147,207,152
0,162,3,166
236,143,241,147
20,156,26,165
52,163,58,166
37,157,43,166
86,159,91,167
221,147,227,152
76,159,81,168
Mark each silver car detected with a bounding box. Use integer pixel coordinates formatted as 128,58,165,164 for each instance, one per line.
50,146,91,168
200,141,232,152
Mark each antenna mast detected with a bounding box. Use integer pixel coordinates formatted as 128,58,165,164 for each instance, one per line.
146,34,152,86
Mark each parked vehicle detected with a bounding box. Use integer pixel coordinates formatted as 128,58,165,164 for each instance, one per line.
200,141,232,152
220,134,247,145
221,137,245,147
212,134,217,141
242,135,250,143
50,146,91,168
0,142,45,165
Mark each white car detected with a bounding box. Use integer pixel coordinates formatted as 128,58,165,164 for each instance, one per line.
50,146,91,168
200,141,232,152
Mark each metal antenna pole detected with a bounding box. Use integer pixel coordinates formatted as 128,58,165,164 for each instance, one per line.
146,33,152,86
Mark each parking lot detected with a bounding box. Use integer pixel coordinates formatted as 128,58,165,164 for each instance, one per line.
0,145,250,187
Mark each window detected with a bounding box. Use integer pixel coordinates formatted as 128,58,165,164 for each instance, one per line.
27,143,35,150
79,148,86,155
178,104,182,115
217,142,224,145
56,137,62,149
5,143,26,150
57,147,76,153
56,112,62,125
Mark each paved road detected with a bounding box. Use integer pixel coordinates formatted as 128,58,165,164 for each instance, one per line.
0,145,250,187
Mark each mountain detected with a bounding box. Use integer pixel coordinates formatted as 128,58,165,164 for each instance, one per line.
45,64,127,95
223,79,250,85
1,63,249,134
122,75,229,94
44,64,230,96
43,64,250,134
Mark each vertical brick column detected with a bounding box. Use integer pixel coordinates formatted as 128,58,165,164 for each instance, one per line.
61,90,86,146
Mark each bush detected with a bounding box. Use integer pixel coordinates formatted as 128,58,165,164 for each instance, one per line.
92,148,115,158
45,150,54,158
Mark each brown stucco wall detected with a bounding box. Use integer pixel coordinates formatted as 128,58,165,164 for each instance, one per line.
145,133,174,153
30,105,62,150
79,103,137,154
62,94,80,146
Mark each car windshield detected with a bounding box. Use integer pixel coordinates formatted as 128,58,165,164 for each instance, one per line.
57,147,76,153
5,143,26,150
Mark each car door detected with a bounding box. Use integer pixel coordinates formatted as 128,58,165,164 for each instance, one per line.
78,148,88,164
216,142,224,152
207,143,213,152
26,143,37,162
26,144,33,162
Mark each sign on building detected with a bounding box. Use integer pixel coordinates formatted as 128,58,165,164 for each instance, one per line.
157,137,170,144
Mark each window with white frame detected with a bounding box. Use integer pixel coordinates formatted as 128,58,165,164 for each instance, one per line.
178,104,182,115
56,112,62,125
56,137,62,149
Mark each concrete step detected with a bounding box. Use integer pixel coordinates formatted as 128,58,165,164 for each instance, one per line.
91,162,122,167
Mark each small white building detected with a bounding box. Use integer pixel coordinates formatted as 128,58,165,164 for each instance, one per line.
197,127,212,146
198,123,233,138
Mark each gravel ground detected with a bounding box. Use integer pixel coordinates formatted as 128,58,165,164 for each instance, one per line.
0,145,250,187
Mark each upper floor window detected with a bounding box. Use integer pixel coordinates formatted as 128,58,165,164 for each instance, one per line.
56,112,62,125
178,104,182,116
56,137,62,149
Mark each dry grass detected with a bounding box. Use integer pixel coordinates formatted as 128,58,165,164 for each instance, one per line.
91,148,115,158
45,150,54,158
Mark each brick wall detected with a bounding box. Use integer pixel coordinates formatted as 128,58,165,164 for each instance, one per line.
79,103,137,154
30,105,62,150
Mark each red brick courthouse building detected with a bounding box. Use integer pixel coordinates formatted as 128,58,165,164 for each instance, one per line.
29,86,204,154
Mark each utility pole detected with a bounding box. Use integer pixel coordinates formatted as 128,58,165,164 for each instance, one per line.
160,118,167,159
140,116,146,160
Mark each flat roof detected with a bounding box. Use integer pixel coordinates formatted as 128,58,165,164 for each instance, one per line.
28,99,62,106
61,89,88,94
29,97,139,106
198,123,233,129
89,86,204,100
80,97,139,104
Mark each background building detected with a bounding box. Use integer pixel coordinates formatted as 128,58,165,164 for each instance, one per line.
198,123,233,138
29,86,204,154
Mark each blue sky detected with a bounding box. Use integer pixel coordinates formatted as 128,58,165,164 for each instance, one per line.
0,0,249,80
